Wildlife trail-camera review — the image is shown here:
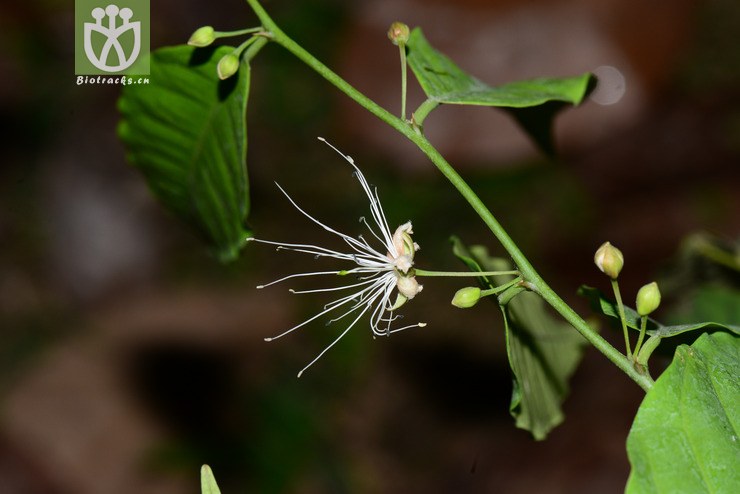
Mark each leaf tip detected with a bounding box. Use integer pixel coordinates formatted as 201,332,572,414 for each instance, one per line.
200,464,221,494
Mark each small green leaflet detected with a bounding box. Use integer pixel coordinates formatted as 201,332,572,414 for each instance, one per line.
452,237,586,440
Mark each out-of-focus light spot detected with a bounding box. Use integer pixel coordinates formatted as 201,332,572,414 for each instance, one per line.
590,65,626,105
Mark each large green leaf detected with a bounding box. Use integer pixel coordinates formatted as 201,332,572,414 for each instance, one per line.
118,45,252,261
200,465,222,494
578,285,740,338
626,332,740,493
406,29,594,155
451,237,587,439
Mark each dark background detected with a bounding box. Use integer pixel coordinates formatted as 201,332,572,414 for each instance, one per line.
1,0,739,492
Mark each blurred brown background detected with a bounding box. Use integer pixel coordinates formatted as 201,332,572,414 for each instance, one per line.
1,0,739,492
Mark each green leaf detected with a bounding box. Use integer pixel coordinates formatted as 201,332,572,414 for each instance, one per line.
118,45,252,261
451,237,587,439
200,464,222,494
626,332,740,493
652,322,740,338
406,28,594,154
578,285,740,338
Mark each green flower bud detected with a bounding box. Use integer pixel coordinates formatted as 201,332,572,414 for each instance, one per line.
451,286,481,309
217,53,240,80
188,26,216,47
387,22,410,46
594,241,624,279
636,281,661,316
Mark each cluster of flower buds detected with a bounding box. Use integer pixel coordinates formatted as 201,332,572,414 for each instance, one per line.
187,25,242,80
187,25,267,80
594,241,661,316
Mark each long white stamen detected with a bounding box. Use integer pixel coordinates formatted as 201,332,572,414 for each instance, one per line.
264,287,365,341
333,277,394,323
369,277,398,335
288,277,379,295
273,276,394,343
257,270,344,289
250,237,390,271
359,216,388,249
370,187,395,253
318,137,395,253
250,237,359,261
275,184,384,260
389,322,427,334
322,277,388,313
297,301,373,378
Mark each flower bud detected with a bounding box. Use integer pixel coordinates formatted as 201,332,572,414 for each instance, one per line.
397,274,423,300
387,22,410,46
594,241,624,279
451,286,481,309
636,281,661,316
188,26,216,47
217,53,240,80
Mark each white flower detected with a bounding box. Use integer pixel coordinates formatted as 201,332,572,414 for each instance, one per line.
248,137,426,377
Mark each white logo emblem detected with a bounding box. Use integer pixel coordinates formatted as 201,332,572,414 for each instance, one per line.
84,4,141,72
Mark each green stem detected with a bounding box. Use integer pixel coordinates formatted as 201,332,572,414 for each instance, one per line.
245,0,400,129
399,43,407,120
415,269,520,277
243,0,653,392
232,35,259,57
413,99,439,127
636,334,661,367
610,279,633,359
216,26,265,37
243,36,268,63
481,277,523,297
413,134,652,391
634,315,648,358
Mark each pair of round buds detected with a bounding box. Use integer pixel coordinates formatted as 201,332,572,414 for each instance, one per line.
187,26,242,80
595,241,661,316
